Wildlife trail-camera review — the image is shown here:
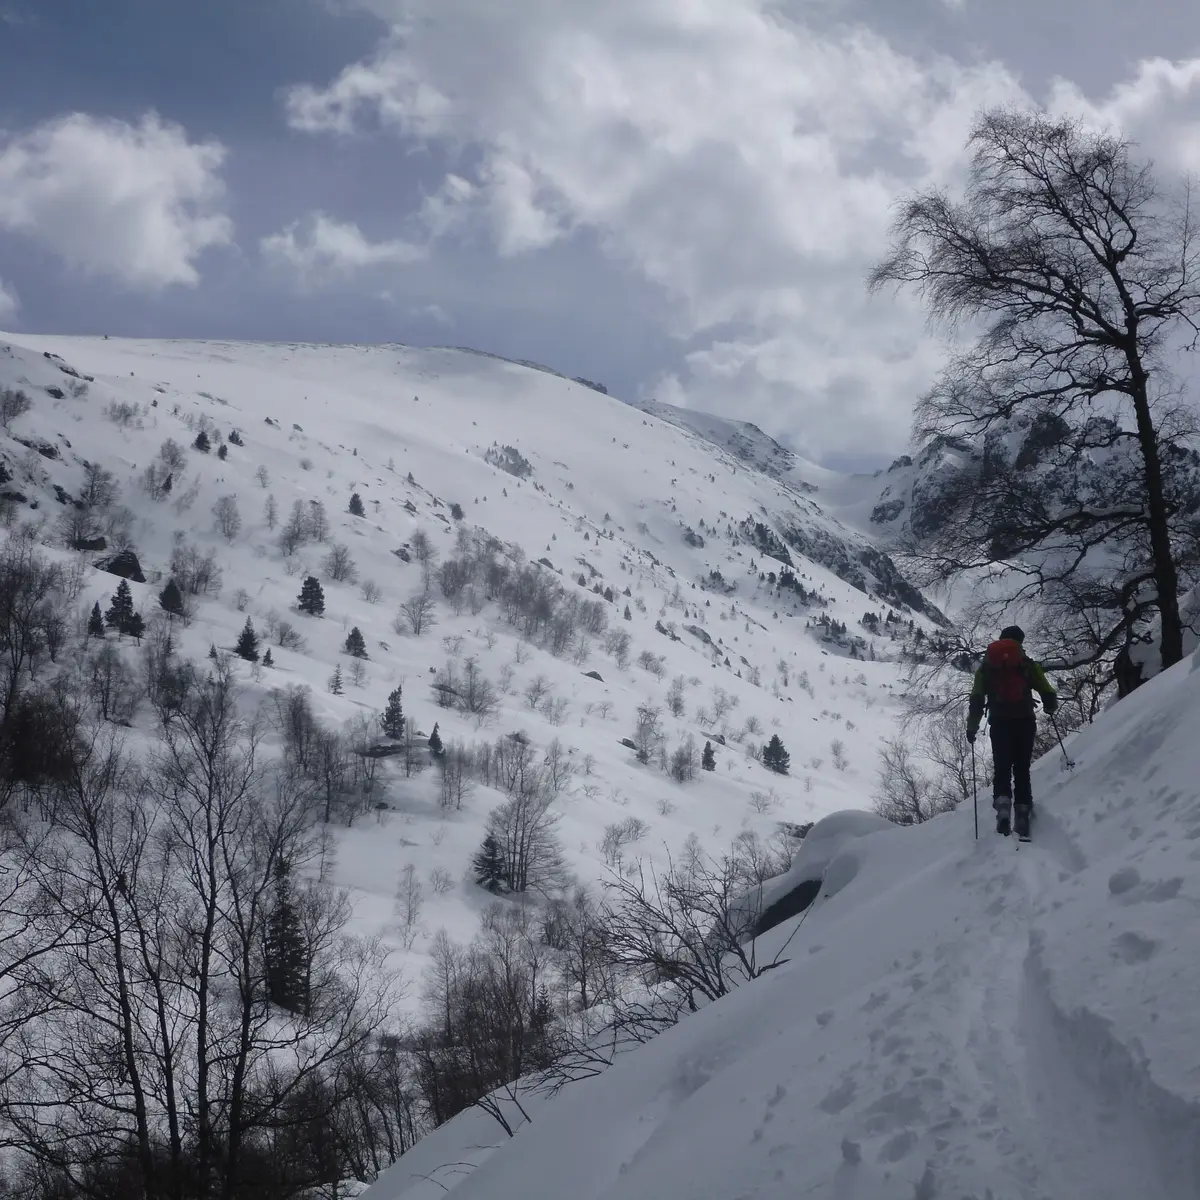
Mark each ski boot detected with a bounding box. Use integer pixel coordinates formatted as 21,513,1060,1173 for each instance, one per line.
994,796,1012,837
1013,805,1032,842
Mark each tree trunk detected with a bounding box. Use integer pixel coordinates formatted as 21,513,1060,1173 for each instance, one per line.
1129,364,1185,670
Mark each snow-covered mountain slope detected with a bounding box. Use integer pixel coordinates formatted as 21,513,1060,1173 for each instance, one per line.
0,332,936,1005
363,643,1200,1200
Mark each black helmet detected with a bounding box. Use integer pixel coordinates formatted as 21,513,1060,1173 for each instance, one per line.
999,624,1024,643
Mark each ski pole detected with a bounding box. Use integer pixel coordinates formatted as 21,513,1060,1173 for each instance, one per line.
970,740,978,841
1051,715,1076,770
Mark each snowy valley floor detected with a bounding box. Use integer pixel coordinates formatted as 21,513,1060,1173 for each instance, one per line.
367,649,1200,1200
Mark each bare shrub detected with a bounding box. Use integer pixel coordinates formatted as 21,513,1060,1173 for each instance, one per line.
320,543,356,584
396,588,437,636
212,495,241,542
831,738,849,772
669,735,698,783
0,387,32,427
637,649,666,678
524,674,551,710
600,817,649,867
873,739,957,825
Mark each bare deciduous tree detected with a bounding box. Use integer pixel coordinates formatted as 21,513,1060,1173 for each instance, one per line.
871,108,1200,685
396,588,436,637
323,543,358,584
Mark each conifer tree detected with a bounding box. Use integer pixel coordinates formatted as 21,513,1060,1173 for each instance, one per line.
427,722,443,758
159,578,185,619
381,685,404,740
702,740,716,772
344,626,367,658
193,429,211,453
262,648,274,667
216,442,228,461
87,601,105,640
264,861,309,1014
125,612,146,642
473,832,508,893
105,580,135,636
763,733,791,775
235,617,259,662
209,644,219,660
348,491,365,517
298,575,325,616
329,663,343,695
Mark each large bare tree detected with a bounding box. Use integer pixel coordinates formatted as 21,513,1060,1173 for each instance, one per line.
871,108,1200,683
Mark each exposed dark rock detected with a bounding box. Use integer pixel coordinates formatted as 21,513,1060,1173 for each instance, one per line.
751,878,822,939
98,549,145,583
44,386,65,400
870,498,905,524
583,670,604,681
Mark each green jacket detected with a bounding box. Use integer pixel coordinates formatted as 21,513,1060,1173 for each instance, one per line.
967,652,1056,736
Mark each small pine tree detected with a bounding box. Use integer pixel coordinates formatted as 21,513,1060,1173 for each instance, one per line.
262,648,274,667
87,601,105,640
449,502,464,520
105,580,135,636
763,733,791,775
344,626,367,658
702,740,716,771
624,605,632,620
216,442,228,461
126,612,146,642
297,575,325,616
381,685,404,739
473,833,508,893
208,644,219,661
348,492,365,517
193,429,211,453
329,663,343,695
428,722,443,758
228,429,243,446
235,617,259,662
159,578,185,619
264,861,309,1014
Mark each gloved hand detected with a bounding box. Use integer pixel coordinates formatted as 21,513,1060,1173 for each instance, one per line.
1043,696,1058,717
966,729,976,744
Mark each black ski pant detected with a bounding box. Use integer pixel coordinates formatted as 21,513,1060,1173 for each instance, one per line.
989,717,1037,811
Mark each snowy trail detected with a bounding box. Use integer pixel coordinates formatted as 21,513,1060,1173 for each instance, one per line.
936,819,1200,1200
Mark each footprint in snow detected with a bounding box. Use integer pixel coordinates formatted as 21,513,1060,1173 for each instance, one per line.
1111,930,1158,963
819,1077,857,1114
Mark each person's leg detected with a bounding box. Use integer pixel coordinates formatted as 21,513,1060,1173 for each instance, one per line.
989,721,1014,832
1012,718,1037,835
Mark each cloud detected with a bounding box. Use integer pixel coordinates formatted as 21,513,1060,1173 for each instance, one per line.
410,302,453,325
285,2,1200,460
0,112,232,288
261,212,426,280
1047,56,1200,169
0,276,17,323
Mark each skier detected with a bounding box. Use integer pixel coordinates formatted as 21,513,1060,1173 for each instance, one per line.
965,625,1057,840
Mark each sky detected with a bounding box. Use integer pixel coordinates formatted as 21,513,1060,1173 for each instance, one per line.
2,1,1200,469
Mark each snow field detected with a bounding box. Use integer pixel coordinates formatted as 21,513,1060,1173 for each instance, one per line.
0,332,916,1006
